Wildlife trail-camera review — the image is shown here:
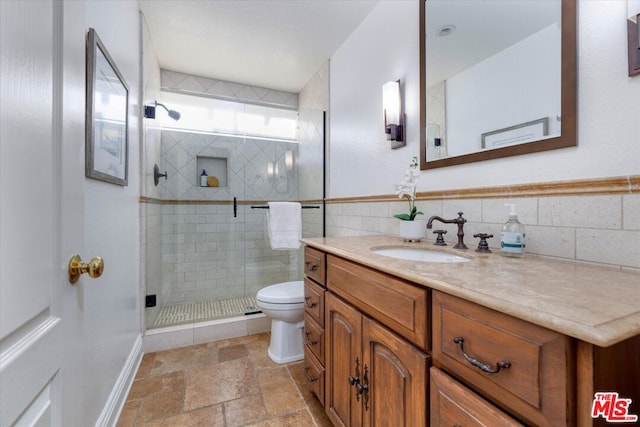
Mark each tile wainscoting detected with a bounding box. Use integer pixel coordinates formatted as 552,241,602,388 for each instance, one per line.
325,176,640,270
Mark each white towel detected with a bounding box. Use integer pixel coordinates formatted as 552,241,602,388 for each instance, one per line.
267,202,302,250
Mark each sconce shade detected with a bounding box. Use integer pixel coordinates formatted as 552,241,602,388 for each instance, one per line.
382,80,405,147
383,81,401,125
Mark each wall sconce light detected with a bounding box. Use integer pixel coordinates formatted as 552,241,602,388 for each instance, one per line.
285,150,294,171
628,0,640,76
382,80,406,149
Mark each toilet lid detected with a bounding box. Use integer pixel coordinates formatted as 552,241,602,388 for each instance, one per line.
256,280,304,304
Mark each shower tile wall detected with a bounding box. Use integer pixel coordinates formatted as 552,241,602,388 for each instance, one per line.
158,130,298,201
142,14,163,328
162,69,298,109
156,128,301,306
298,60,328,203
144,69,327,318
160,204,300,305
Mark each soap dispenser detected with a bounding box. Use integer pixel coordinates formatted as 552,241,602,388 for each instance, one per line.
200,169,208,187
501,204,525,257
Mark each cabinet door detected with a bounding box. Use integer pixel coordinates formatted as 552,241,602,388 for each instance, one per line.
325,293,363,427
362,317,429,427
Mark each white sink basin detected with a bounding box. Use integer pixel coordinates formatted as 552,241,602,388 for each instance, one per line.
371,247,471,263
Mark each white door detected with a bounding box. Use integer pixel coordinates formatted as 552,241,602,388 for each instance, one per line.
1,1,87,425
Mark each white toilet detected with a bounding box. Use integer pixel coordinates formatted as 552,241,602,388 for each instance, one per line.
256,280,305,364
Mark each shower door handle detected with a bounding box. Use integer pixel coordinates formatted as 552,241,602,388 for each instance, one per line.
233,197,237,218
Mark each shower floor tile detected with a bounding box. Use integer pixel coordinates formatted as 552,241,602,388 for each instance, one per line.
153,296,260,327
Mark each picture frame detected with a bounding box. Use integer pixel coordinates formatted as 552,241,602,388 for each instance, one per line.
86,28,129,186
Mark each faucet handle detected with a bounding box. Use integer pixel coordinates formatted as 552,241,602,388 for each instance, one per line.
473,233,493,253
432,230,447,246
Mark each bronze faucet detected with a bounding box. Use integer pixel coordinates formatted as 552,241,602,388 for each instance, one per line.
426,212,468,249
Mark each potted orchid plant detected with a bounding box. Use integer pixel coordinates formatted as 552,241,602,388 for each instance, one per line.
394,156,426,240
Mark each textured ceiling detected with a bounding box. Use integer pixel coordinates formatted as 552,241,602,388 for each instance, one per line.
138,0,379,93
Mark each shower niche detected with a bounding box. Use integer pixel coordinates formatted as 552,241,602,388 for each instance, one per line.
196,155,227,187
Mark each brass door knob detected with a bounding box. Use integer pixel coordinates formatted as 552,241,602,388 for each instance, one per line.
68,254,104,284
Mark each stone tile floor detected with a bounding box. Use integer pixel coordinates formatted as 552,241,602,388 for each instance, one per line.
117,333,332,426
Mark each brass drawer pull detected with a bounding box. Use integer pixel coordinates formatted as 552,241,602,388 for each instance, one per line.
453,336,511,374
304,366,317,383
305,331,318,345
304,296,317,308
305,261,318,272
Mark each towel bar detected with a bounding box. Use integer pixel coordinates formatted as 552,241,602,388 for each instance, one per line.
251,205,320,209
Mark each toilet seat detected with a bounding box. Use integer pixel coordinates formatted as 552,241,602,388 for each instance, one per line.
256,280,304,304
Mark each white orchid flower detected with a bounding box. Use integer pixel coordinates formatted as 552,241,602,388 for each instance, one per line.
393,157,423,221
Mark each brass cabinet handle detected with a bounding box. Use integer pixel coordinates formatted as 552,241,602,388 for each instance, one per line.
304,366,317,383
304,296,317,308
305,261,318,272
68,254,104,284
453,336,511,374
305,331,318,345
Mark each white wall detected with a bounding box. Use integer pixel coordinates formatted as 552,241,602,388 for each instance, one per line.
329,0,640,197
330,0,420,198
84,0,142,423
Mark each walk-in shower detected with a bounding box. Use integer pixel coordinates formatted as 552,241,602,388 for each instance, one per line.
141,81,326,331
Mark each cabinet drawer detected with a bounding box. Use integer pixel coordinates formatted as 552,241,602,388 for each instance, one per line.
304,346,325,405
304,278,325,327
432,291,571,427
327,255,428,350
304,246,326,285
304,313,324,363
431,367,524,426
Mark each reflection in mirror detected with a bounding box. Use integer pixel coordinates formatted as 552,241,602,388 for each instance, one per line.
420,0,576,170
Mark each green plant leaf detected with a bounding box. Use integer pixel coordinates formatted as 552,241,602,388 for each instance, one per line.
393,213,412,221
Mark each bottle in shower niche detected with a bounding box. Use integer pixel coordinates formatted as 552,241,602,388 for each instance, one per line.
500,204,525,257
200,169,208,187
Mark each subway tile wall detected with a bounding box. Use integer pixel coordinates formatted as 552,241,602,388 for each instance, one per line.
156,129,303,306
325,194,640,270
160,204,301,305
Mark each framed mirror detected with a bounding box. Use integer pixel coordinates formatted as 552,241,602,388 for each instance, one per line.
419,0,576,170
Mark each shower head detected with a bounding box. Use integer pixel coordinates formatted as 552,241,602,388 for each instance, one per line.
155,101,181,121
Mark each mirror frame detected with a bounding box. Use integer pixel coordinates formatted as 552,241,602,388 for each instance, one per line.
419,0,577,170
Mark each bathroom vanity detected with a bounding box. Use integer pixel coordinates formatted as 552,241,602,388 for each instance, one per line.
302,235,640,426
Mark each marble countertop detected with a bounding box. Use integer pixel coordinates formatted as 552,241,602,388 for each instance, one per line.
302,235,640,347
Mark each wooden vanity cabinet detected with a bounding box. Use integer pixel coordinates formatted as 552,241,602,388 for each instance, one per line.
326,255,429,350
304,246,326,284
303,247,327,404
304,244,640,427
430,367,524,426
325,292,429,427
432,291,572,427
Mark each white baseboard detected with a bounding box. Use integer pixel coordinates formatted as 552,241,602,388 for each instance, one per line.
95,335,143,427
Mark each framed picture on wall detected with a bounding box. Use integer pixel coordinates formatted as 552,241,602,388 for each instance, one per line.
85,27,129,186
